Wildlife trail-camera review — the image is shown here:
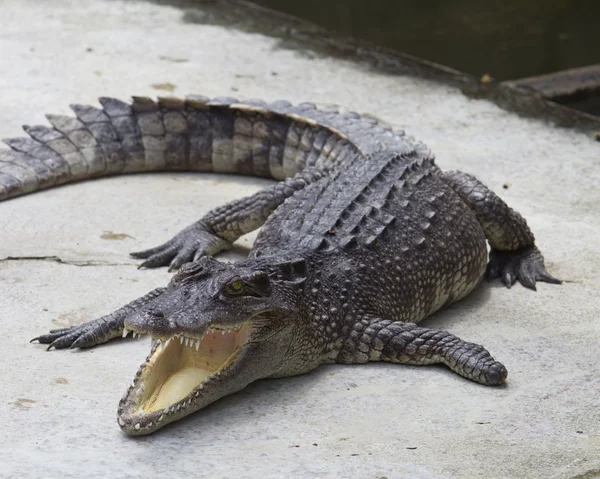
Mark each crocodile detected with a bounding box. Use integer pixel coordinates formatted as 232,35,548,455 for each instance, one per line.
0,95,560,436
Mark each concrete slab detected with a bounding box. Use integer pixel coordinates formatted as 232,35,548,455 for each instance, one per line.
0,1,598,478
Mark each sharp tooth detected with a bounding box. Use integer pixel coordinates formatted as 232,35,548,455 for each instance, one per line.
158,415,164,422
134,423,141,431
195,340,200,351
179,335,184,344
164,338,171,347
117,417,125,427
221,330,225,335
122,328,129,338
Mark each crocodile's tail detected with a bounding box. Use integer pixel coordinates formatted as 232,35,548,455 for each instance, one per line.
0,95,428,202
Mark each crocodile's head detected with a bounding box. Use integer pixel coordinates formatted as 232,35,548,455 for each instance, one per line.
117,256,306,435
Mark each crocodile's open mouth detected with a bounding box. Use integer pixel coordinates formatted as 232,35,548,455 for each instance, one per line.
117,322,251,434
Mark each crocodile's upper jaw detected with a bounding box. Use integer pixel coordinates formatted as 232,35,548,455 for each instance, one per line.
117,322,252,435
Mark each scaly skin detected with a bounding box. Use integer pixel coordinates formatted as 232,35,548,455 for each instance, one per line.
1,95,560,435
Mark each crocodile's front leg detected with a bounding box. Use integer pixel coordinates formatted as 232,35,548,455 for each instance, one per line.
31,287,166,350
442,170,561,289
336,319,507,386
131,168,325,270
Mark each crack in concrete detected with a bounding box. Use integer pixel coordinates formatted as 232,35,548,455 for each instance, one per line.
0,255,137,267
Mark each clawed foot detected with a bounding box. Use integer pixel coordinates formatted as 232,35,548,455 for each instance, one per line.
31,321,115,350
31,287,165,350
130,221,231,271
486,246,561,290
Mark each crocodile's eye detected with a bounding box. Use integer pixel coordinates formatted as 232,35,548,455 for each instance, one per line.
225,278,244,296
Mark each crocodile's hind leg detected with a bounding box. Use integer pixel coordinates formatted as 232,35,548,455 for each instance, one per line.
441,170,561,290
336,318,507,385
131,168,325,270
31,287,166,350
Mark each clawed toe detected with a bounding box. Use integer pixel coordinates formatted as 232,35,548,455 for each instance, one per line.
30,326,83,350
486,246,561,290
131,221,230,270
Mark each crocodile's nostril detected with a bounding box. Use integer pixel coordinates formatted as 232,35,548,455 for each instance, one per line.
148,309,165,318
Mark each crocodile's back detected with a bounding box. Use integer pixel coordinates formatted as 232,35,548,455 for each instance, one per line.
253,150,488,322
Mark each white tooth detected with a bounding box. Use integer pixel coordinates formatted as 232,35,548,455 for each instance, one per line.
165,338,171,347
222,330,225,335
147,422,153,428
134,423,141,431
164,406,170,413
199,383,204,389
158,415,164,422
132,332,137,339
195,340,200,351
122,328,129,338
117,417,125,427
179,336,184,344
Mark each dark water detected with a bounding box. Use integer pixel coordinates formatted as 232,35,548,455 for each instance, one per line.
251,0,599,82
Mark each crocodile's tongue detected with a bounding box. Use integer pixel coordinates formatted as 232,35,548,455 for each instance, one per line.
137,325,250,414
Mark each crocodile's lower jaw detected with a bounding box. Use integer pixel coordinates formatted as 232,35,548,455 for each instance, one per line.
117,323,251,435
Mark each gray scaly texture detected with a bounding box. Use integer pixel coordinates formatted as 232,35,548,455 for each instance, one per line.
1,95,561,435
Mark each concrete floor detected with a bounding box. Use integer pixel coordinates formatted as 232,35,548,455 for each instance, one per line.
0,1,599,478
